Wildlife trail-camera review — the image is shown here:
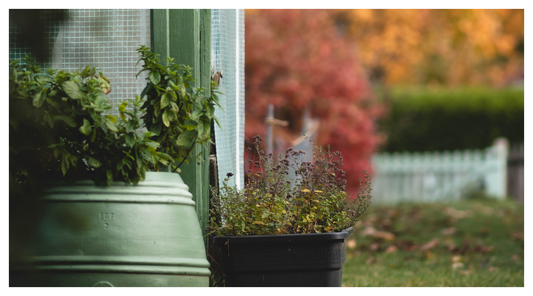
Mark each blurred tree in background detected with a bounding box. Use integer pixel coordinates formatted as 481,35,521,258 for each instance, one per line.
339,9,524,87
243,9,523,190
245,9,383,192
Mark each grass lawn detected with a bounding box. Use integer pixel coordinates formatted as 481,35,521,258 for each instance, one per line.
342,198,524,287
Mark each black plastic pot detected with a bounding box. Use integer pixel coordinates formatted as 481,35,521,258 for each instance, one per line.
213,227,353,287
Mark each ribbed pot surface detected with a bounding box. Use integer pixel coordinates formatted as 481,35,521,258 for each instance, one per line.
10,172,210,287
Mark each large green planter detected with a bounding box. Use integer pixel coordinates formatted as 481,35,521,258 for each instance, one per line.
10,172,210,287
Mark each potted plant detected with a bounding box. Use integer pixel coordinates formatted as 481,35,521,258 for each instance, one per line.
9,46,220,287
208,136,372,287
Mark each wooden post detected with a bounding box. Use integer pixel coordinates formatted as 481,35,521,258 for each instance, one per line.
151,9,212,241
264,104,289,157
266,104,274,156
485,138,508,199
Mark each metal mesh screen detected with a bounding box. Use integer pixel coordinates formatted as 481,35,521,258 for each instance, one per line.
10,9,246,188
211,9,245,189
10,9,151,115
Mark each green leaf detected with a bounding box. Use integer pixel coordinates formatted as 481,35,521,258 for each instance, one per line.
105,115,117,123
199,117,211,139
79,119,92,136
206,103,215,119
157,152,174,166
140,83,152,99
170,101,180,113
125,134,135,147
149,121,163,136
32,90,46,108
53,115,77,127
162,109,170,127
161,93,170,109
94,95,107,106
90,128,97,142
106,170,113,186
88,157,102,168
61,154,69,176
62,81,84,100
154,100,161,117
176,131,194,147
213,116,222,129
105,120,119,132
53,148,60,159
81,65,91,76
167,108,176,122
191,109,201,120
149,71,161,85
43,112,54,128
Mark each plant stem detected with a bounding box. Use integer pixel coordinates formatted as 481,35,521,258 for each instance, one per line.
172,133,198,172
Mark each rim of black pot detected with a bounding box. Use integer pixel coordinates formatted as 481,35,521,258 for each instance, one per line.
213,227,354,244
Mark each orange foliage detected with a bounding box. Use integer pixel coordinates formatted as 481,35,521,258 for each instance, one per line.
341,9,524,87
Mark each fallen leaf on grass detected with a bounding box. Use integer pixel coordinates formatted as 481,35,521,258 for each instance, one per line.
369,242,379,251
457,240,470,255
397,240,417,251
447,244,458,252
445,207,469,219
451,255,463,263
366,257,376,265
444,240,457,252
511,231,524,240
452,262,464,269
473,204,495,215
347,239,356,249
459,270,471,275
363,215,377,227
385,245,398,253
361,226,395,241
361,226,376,236
488,266,498,272
512,254,520,262
374,231,395,241
441,227,456,236
380,218,392,228
472,244,493,253
388,209,399,218
419,238,439,251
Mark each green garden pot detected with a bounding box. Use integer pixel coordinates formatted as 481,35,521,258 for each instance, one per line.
10,172,210,287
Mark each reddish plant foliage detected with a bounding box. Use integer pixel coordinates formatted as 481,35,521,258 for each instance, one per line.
245,10,381,190
245,9,383,192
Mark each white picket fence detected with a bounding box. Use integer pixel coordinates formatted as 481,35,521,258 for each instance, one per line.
370,139,509,204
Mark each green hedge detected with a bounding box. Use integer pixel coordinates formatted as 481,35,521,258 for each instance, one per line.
378,87,524,152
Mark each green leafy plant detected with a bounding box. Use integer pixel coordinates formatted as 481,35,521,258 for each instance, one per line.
136,45,221,172
208,136,372,236
9,55,162,192
9,46,221,193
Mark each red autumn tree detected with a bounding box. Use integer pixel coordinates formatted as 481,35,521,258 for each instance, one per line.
245,9,383,192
